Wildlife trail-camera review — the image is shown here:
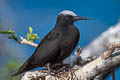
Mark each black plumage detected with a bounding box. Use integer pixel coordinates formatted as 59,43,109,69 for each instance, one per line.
13,10,90,76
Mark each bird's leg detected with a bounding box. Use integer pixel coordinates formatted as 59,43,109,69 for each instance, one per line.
47,63,52,74
47,63,56,75
57,66,66,73
56,63,69,73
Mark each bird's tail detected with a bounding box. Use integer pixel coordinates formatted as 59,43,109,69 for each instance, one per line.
12,62,31,76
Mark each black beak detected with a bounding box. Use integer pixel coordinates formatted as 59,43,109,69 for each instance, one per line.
73,16,90,21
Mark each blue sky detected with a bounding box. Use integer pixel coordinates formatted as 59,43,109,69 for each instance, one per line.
1,0,120,46
0,0,120,80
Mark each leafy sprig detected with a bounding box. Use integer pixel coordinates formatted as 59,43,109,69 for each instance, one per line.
0,26,40,42
26,27,40,42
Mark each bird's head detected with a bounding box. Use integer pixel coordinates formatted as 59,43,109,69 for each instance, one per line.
56,10,90,25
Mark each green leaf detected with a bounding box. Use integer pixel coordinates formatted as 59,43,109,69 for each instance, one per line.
8,29,14,34
34,34,40,39
26,26,40,42
8,35,14,39
29,27,33,34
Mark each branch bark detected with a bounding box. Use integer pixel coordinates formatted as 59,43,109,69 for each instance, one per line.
75,42,120,80
21,42,120,80
81,22,120,58
80,21,120,79
19,36,38,47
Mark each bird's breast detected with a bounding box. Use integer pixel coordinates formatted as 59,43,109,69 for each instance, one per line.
60,26,80,51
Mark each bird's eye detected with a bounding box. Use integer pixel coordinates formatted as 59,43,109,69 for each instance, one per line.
66,15,72,19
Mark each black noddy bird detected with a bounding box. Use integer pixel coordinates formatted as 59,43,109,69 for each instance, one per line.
12,10,90,76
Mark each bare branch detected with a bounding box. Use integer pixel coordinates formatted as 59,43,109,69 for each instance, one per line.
19,36,38,47
80,22,120,79
75,42,120,80
81,22,120,58
21,42,120,80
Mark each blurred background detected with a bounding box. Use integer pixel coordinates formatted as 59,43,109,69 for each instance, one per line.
0,0,120,80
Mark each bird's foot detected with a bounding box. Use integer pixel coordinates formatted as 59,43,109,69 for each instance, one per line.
56,66,66,73
47,63,57,76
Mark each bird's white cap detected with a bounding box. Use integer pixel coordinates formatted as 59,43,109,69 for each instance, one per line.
59,10,77,16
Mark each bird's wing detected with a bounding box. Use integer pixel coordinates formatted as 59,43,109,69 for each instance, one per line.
37,28,58,47
31,28,61,65
12,28,61,76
